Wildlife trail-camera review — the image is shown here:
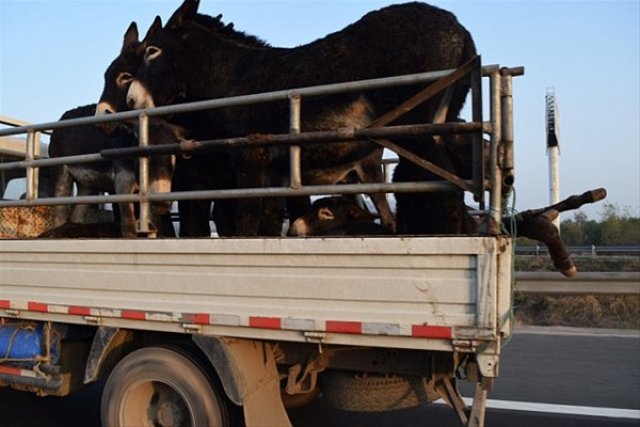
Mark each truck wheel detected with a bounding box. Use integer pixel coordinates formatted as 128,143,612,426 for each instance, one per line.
102,345,233,427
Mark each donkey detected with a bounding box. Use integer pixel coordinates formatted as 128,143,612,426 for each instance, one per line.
49,103,178,237
393,134,478,235
288,196,393,237
98,11,393,235
96,16,242,237
393,117,486,235
126,0,476,236
95,20,155,124
95,17,221,237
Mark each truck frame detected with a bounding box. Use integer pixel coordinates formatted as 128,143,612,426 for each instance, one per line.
0,60,523,427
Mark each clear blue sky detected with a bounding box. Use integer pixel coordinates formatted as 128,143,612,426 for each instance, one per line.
1,0,638,220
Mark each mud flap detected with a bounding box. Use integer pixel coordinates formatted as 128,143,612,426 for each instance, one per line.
193,336,291,427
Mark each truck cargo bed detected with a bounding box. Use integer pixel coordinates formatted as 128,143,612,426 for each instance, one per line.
0,236,512,353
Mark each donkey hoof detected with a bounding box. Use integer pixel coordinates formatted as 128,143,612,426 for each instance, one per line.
561,266,577,278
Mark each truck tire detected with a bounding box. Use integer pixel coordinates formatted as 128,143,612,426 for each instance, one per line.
101,345,233,427
320,370,439,412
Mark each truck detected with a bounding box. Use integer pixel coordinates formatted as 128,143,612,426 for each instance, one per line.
0,61,523,426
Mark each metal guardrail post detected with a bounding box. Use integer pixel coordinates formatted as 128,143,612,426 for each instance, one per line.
515,272,640,295
516,245,640,256
137,113,155,237
289,94,302,189
470,58,484,208
488,70,502,231
500,69,515,192
25,130,39,200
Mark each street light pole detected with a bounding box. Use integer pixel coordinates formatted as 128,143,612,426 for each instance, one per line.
546,87,561,230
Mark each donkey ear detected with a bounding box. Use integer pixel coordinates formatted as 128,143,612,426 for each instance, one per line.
122,22,139,52
346,204,378,221
167,0,200,29
143,16,163,42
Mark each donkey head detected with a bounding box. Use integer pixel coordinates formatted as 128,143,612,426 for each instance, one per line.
288,197,378,237
126,0,201,110
96,16,162,132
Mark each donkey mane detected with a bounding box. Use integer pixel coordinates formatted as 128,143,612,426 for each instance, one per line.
192,13,269,48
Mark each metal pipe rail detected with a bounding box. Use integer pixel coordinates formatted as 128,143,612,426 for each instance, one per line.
0,68,466,136
0,122,484,171
515,272,640,295
0,65,521,138
0,181,462,208
0,63,523,235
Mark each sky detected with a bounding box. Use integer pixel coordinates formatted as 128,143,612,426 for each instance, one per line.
1,0,638,220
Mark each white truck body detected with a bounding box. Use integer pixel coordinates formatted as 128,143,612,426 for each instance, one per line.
1,237,511,355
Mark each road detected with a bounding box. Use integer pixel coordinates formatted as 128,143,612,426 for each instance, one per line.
1,327,638,427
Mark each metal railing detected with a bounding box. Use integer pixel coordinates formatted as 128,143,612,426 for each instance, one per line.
515,272,640,295
0,116,49,159
0,61,524,235
517,245,640,257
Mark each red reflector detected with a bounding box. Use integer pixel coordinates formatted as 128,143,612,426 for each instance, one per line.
68,306,91,316
121,310,146,320
0,365,22,376
27,302,48,312
411,325,452,339
184,313,210,325
249,316,282,329
326,321,362,334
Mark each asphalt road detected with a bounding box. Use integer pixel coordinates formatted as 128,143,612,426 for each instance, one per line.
1,327,638,427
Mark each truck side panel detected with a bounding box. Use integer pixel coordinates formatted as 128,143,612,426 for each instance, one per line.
1,237,510,353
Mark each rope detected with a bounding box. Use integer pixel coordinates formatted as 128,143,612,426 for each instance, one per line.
0,322,52,366
499,187,519,347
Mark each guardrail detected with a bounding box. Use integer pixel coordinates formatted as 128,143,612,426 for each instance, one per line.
516,245,640,257
514,272,640,295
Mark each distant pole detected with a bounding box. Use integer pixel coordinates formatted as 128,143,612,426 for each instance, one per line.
545,87,561,229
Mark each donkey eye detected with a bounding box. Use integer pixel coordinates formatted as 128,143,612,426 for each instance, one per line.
116,72,133,87
145,46,162,63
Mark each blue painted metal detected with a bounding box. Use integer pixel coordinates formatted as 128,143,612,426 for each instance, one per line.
0,323,59,364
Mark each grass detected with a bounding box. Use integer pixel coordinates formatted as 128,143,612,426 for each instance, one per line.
513,255,640,330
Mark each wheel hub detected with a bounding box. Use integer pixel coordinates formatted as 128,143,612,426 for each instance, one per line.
156,401,184,427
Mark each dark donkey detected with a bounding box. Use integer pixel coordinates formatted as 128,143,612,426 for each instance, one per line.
49,103,178,237
288,196,393,237
126,0,476,236
112,10,393,235
96,15,240,237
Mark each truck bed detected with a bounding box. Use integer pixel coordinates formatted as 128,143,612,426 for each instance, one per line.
0,236,512,353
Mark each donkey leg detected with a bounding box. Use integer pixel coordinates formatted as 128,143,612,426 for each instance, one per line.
354,147,396,232
234,147,273,236
52,164,74,227
69,185,98,224
114,166,138,238
520,188,607,220
179,199,212,237
511,210,576,277
431,88,453,145
211,199,236,237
